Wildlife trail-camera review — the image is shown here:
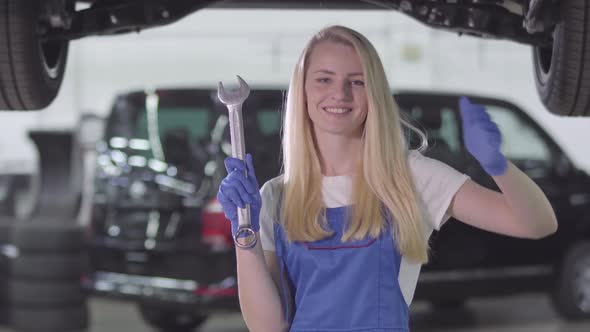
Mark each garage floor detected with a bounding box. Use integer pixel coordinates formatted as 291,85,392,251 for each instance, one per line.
1,294,589,332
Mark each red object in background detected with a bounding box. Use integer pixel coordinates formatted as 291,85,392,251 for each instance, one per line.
193,286,238,297
200,198,234,251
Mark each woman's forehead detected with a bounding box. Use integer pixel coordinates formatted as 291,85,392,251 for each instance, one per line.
307,42,363,73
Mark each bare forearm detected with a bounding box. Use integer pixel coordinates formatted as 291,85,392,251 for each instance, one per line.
236,235,287,332
493,162,558,238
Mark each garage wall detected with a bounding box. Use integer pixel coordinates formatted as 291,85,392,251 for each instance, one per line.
1,9,590,173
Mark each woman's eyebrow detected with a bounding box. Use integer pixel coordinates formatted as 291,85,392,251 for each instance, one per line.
312,69,364,77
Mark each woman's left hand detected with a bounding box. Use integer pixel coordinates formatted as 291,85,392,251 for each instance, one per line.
459,96,508,176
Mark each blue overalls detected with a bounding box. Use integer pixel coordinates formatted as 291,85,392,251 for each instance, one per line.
274,205,409,332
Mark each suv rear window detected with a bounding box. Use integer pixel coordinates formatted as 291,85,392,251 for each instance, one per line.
135,107,210,143
102,89,285,184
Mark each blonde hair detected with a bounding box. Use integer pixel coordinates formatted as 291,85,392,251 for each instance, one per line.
280,25,429,263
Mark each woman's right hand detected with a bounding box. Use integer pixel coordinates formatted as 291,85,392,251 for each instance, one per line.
217,153,262,236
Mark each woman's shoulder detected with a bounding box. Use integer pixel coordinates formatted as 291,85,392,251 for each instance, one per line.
406,148,451,175
406,149,425,163
260,175,285,204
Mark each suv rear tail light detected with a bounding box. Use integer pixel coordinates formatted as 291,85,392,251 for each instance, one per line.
200,198,233,251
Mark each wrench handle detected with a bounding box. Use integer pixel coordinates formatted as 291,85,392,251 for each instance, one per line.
227,104,251,229
227,104,246,161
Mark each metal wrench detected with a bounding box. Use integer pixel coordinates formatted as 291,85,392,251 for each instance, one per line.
217,75,257,249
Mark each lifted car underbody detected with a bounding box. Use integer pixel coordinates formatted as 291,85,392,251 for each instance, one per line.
2,0,587,116
43,0,557,47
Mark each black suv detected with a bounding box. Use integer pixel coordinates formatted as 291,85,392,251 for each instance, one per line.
85,88,285,331
1,0,589,117
396,92,590,321
85,88,590,331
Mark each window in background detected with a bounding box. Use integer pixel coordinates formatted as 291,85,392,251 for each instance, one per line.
486,105,550,162
256,110,281,136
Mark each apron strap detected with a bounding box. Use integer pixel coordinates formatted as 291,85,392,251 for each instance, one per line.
278,254,291,323
273,182,292,324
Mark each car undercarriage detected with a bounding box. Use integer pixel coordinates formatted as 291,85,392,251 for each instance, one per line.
1,0,588,116
42,0,555,45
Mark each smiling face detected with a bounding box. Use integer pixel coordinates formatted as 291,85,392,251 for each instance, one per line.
304,41,368,139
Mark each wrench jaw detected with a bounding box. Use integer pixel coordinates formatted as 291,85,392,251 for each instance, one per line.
217,75,250,162
236,75,250,99
217,81,227,103
217,75,250,105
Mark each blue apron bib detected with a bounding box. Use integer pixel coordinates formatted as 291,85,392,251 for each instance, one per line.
274,206,409,332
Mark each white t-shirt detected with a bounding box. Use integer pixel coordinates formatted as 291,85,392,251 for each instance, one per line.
258,150,470,306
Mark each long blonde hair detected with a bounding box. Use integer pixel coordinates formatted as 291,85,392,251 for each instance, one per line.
280,25,429,263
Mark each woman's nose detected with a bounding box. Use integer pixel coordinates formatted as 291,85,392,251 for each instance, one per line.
331,81,353,101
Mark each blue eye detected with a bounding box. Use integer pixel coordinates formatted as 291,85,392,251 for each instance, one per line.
351,80,365,87
316,77,330,83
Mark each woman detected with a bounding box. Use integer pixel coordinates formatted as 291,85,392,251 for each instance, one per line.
217,25,557,332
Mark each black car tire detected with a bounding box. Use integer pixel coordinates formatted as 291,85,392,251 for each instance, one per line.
138,304,209,332
11,305,88,331
0,220,13,246
0,276,6,304
9,280,85,305
533,0,590,116
552,242,590,320
0,175,35,220
11,253,88,280
0,0,69,110
13,222,86,253
0,305,7,327
12,187,35,221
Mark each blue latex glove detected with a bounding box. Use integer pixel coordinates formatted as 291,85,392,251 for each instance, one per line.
216,154,262,236
459,96,508,176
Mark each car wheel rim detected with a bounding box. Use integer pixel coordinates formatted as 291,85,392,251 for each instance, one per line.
38,39,66,80
573,258,590,313
534,29,556,85
535,46,552,85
